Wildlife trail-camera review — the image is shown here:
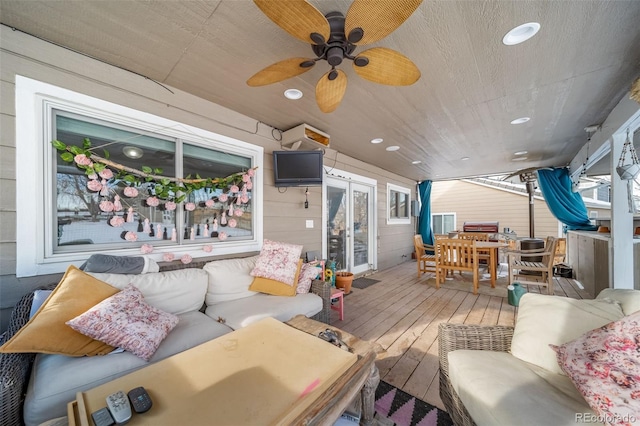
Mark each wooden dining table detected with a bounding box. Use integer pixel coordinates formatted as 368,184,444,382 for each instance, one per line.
474,241,509,287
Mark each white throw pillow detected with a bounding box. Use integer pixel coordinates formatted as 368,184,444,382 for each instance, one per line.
203,255,259,305
511,293,625,375
88,269,208,315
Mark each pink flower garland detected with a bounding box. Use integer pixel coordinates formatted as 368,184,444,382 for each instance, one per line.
180,254,192,264
123,187,139,197
146,196,160,207
163,253,175,262
140,244,154,254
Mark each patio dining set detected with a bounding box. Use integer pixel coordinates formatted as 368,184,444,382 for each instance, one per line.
413,232,560,295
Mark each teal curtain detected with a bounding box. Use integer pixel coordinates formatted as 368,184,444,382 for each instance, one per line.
418,181,435,246
537,168,597,231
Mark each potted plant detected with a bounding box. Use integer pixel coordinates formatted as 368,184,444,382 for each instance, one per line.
335,271,354,294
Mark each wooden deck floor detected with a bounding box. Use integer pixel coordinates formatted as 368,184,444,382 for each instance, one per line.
328,260,591,411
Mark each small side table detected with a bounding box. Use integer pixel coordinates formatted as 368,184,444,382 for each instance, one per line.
331,288,344,321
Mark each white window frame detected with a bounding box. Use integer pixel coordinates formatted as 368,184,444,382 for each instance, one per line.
15,76,263,277
386,183,411,225
431,212,457,235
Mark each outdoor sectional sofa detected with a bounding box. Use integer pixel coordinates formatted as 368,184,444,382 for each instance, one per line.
438,288,640,426
0,255,331,426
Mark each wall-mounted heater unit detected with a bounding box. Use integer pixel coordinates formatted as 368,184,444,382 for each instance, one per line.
281,123,330,151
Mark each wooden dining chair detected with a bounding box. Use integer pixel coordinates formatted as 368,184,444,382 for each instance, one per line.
413,234,437,278
435,238,479,294
456,232,491,268
507,236,558,294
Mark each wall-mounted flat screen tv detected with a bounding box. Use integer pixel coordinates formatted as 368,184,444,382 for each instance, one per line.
273,150,324,187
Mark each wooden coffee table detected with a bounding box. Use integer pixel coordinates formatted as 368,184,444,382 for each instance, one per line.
68,316,381,425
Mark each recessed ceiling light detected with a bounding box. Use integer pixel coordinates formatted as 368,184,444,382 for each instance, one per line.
386,146,400,152
122,146,144,159
512,156,528,162
510,117,530,124
514,150,528,156
283,89,303,100
502,22,540,46
461,156,470,161
411,160,422,164
371,138,384,144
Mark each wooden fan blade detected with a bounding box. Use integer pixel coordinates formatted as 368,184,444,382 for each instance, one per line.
353,47,420,86
316,70,347,113
254,0,330,44
247,57,314,86
345,0,422,45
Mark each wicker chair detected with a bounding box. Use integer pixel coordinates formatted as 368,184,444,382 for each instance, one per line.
438,323,514,426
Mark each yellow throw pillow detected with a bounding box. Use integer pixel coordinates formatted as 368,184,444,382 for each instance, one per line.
249,259,302,297
0,265,119,356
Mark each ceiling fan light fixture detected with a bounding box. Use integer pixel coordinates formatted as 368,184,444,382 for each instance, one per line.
284,89,303,100
371,138,383,144
386,145,400,152
503,22,540,46
511,117,530,124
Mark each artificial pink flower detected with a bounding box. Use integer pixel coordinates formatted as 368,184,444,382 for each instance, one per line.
124,231,138,242
247,169,255,177
229,185,239,194
163,253,175,262
180,254,193,264
205,199,215,208
240,195,250,204
234,209,243,217
164,201,176,211
146,196,160,207
109,216,125,227
74,154,92,166
113,195,123,211
245,181,253,190
185,202,196,211
87,180,102,192
99,168,113,179
241,184,247,195
228,219,237,228
202,244,213,253
218,193,228,202
123,187,139,197
88,173,98,180
140,244,154,254
218,232,228,241
99,200,114,212
242,174,251,183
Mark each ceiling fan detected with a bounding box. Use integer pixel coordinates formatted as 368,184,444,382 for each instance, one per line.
247,0,423,113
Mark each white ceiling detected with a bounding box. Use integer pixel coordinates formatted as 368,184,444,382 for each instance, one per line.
1,0,639,181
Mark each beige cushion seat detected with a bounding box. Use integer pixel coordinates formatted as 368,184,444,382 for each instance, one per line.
448,350,597,426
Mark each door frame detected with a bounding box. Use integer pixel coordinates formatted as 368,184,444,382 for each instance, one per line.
323,168,377,274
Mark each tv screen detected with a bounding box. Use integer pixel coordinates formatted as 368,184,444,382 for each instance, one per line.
273,150,323,187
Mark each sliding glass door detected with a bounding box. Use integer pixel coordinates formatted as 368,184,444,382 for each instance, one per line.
325,175,376,275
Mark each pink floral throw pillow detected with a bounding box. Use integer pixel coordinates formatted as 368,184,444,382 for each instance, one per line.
251,240,303,286
66,284,179,361
551,311,640,426
296,263,322,294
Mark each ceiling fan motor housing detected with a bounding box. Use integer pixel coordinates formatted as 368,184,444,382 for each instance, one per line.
311,11,356,66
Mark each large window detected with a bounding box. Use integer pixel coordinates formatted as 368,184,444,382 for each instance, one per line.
387,183,411,224
431,213,456,235
16,76,263,276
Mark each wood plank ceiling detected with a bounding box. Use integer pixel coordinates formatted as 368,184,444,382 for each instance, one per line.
1,0,639,181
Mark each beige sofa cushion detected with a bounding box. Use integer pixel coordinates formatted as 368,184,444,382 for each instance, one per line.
203,255,259,305
448,350,600,426
596,288,640,314
89,269,208,315
511,293,624,375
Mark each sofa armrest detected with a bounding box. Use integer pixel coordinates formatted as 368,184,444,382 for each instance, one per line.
309,279,331,324
438,323,514,426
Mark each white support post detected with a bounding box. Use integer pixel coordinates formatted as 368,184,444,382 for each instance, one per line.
610,131,635,289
